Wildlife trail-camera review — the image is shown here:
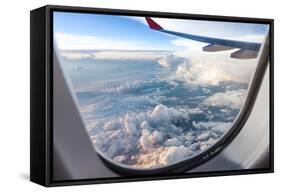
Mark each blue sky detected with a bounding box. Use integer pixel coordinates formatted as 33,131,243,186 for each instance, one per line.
53,11,268,51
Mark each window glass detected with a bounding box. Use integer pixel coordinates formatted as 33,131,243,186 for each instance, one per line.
54,12,268,169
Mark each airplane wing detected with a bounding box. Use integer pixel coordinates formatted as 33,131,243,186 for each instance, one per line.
145,17,262,59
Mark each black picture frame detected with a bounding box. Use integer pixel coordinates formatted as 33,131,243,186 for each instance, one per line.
30,4,274,187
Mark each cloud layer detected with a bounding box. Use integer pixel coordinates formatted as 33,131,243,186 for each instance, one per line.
203,89,247,109
85,98,239,168
60,49,255,168
61,49,257,86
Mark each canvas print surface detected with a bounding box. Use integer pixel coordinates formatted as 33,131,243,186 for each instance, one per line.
53,11,270,180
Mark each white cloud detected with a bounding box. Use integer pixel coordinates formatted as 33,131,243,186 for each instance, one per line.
92,50,166,60
203,89,247,109
132,145,193,168
60,49,170,61
88,104,191,164
140,129,164,152
60,48,258,87
55,32,137,50
173,51,258,85
157,54,185,67
192,121,232,134
132,147,167,168
158,146,193,165
86,102,236,168
164,138,183,146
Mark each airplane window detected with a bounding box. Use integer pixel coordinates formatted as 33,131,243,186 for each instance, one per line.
54,12,269,172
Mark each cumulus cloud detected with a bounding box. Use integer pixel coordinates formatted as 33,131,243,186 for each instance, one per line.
159,146,193,165
115,80,152,93
89,104,187,154
157,54,185,68
140,129,164,152
89,105,219,167
192,121,232,135
175,61,234,84
134,145,193,168
202,89,247,109
78,68,249,168
172,51,257,85
85,101,237,168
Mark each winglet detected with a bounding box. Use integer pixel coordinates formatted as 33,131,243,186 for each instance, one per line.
145,17,163,30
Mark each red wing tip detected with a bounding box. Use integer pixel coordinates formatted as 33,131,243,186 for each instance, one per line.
145,17,163,30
